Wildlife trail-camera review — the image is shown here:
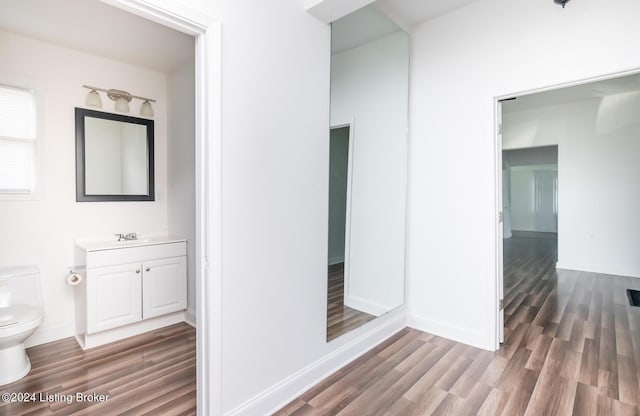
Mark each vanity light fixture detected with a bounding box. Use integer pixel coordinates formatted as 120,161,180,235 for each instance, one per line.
554,0,570,8
82,85,155,117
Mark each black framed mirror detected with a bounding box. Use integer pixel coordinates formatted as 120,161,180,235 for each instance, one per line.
75,108,154,202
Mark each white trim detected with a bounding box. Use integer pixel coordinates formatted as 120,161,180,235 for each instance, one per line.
226,309,406,416
101,2,222,416
74,311,185,349
99,0,213,34
185,308,197,327
494,99,503,349
25,323,75,348
407,313,492,351
493,65,640,352
344,294,392,317
556,263,640,279
330,120,355,311
202,21,224,416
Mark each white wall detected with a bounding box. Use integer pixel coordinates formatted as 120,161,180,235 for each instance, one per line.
214,1,406,414
408,0,640,350
217,2,331,411
330,31,408,316
509,166,557,233
504,98,640,277
167,57,197,323
0,31,168,346
84,118,123,194
120,123,148,194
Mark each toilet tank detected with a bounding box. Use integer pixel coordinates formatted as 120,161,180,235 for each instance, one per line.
0,266,43,327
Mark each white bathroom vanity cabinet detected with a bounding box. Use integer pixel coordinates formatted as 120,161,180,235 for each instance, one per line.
74,236,187,349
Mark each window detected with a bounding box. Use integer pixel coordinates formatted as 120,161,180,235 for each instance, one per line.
0,85,37,194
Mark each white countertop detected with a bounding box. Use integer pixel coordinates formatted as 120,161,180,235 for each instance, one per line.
75,234,186,252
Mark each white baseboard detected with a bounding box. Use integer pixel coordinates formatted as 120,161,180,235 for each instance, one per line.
407,313,493,351
75,311,186,349
225,308,407,416
25,312,192,349
344,295,393,317
185,308,196,327
25,323,75,348
556,262,640,278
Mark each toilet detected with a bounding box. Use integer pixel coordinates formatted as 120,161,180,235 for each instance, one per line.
0,266,43,386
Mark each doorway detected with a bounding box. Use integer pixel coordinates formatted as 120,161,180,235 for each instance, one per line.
495,69,640,347
501,146,558,343
0,0,221,412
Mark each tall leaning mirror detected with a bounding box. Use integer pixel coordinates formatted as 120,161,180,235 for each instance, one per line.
327,4,409,341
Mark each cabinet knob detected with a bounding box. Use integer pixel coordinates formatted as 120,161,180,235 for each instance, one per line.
145,267,151,272
136,269,141,274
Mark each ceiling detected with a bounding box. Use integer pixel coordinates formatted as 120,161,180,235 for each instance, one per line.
331,0,482,54
331,5,402,54
503,73,640,113
0,0,484,68
0,0,194,73
374,0,480,30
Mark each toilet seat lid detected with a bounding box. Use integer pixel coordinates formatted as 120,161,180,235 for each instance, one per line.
0,304,42,327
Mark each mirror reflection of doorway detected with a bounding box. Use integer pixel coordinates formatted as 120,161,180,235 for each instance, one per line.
328,126,350,268
327,126,374,341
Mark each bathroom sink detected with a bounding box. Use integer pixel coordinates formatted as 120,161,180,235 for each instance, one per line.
106,239,153,246
75,235,186,252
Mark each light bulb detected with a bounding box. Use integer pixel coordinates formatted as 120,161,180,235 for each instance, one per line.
140,100,154,117
86,90,102,108
115,96,130,113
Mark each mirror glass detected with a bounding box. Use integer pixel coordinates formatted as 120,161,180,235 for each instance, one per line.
75,108,154,201
327,4,408,341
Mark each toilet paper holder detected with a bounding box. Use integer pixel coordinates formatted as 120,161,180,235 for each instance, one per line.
66,266,85,286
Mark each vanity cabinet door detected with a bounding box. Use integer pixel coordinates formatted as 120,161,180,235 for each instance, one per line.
142,256,187,319
87,263,142,333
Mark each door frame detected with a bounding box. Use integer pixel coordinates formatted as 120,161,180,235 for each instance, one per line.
493,67,640,349
101,1,223,414
329,119,355,315
495,101,504,345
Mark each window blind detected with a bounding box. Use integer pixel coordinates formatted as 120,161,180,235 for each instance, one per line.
0,85,37,193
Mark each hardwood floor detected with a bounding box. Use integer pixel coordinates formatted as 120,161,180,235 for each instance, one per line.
277,235,640,415
0,323,195,416
327,263,376,341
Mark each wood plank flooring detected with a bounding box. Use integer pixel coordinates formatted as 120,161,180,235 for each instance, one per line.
277,235,640,415
327,263,376,341
0,323,196,416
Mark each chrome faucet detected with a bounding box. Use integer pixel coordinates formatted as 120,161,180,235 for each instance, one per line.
115,232,137,241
